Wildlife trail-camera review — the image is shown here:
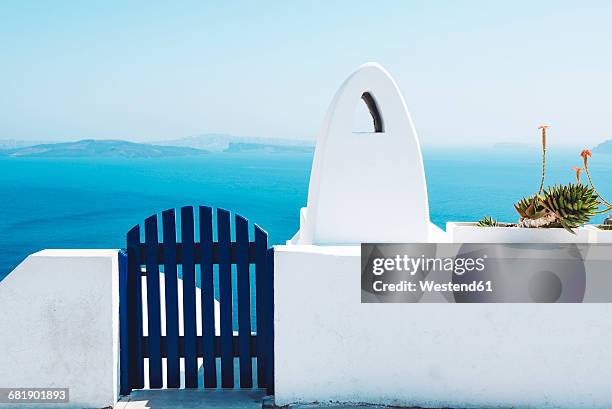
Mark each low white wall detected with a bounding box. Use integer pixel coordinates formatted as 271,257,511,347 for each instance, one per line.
274,245,612,409
0,249,121,409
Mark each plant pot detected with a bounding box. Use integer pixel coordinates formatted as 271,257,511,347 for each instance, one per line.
446,221,591,243
451,243,586,302
584,224,612,243
446,222,590,302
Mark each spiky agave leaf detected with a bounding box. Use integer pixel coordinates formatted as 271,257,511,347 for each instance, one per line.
514,183,599,233
514,194,548,220
540,183,599,232
477,216,499,227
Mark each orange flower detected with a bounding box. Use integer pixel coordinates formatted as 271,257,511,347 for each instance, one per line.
581,149,592,169
572,166,583,183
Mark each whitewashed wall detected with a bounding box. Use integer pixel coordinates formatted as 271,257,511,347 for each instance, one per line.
273,245,612,409
275,62,612,409
0,250,121,409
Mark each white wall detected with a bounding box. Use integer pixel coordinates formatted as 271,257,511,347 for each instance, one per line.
0,250,121,409
274,245,612,409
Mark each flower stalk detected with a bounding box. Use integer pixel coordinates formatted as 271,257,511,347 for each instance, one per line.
580,149,612,208
537,125,549,195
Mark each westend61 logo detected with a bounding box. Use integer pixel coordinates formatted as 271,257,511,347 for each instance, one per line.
361,243,611,303
369,253,492,294
372,254,486,276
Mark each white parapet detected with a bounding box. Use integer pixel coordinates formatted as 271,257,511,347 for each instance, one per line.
273,244,612,409
0,249,121,409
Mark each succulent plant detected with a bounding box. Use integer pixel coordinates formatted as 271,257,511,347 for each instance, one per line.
515,183,599,232
477,216,499,227
478,127,611,232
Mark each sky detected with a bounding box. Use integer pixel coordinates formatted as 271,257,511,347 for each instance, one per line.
1,0,612,147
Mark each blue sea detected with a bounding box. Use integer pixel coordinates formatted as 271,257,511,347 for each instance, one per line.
2,148,611,279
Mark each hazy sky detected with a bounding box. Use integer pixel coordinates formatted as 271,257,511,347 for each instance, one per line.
1,1,612,147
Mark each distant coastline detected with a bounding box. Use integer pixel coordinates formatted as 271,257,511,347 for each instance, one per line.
0,139,209,158
156,133,313,153
592,140,612,154
0,134,315,158
2,135,608,158
225,142,314,154
492,142,537,150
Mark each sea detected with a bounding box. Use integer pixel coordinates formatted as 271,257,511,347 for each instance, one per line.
1,148,611,280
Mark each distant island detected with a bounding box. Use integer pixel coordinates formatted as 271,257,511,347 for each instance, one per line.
0,139,208,158
156,133,314,153
225,142,314,153
492,142,537,150
0,139,49,150
0,134,315,158
592,140,612,154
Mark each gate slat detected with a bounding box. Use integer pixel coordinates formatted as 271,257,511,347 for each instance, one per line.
236,214,253,388
217,208,234,388
118,250,130,396
181,206,198,388
162,209,180,388
126,225,144,389
264,248,275,394
254,225,268,388
199,206,217,388
145,216,163,388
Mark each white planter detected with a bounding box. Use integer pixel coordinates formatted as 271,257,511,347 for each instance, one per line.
446,222,591,243
585,224,612,243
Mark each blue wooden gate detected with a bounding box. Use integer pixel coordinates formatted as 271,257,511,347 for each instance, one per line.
119,206,274,395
